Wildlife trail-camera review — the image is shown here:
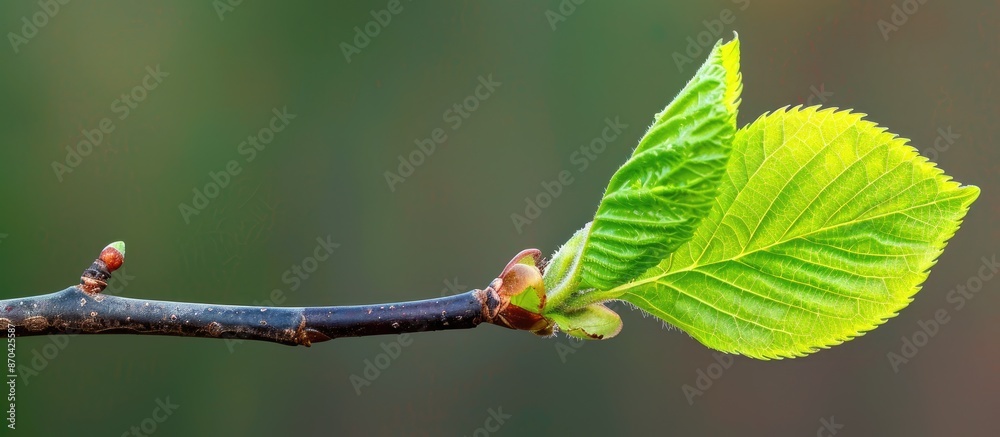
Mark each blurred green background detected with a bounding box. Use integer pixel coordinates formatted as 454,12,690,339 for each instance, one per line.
0,1,997,435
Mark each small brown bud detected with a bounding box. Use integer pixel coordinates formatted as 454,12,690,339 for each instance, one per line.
100,241,125,272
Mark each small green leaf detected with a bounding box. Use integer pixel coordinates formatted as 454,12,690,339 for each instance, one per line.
615,106,979,359
541,36,742,338
107,241,125,257
506,250,547,314
541,223,588,311
575,36,743,293
539,224,622,339
547,303,622,340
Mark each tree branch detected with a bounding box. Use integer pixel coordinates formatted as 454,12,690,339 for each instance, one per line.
0,243,553,346
0,286,494,346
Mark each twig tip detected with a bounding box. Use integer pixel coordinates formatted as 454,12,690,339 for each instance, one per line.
101,241,125,272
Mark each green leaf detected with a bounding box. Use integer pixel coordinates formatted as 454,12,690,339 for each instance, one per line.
575,36,743,293
615,106,979,359
547,303,622,340
543,37,744,323
539,224,624,339
541,223,588,310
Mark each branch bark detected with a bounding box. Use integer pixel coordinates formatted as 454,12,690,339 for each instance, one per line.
0,244,553,346
0,286,495,346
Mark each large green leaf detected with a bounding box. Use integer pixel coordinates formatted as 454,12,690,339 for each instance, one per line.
613,106,979,359
546,37,743,313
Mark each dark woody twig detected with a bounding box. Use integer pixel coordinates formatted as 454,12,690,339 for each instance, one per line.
0,244,554,346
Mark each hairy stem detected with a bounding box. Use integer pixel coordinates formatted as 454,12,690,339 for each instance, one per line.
0,286,502,346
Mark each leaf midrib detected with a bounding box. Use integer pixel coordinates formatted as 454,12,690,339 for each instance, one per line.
608,190,965,297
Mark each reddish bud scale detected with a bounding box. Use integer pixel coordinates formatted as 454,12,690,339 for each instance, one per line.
100,246,124,272
481,249,555,336
79,242,126,294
